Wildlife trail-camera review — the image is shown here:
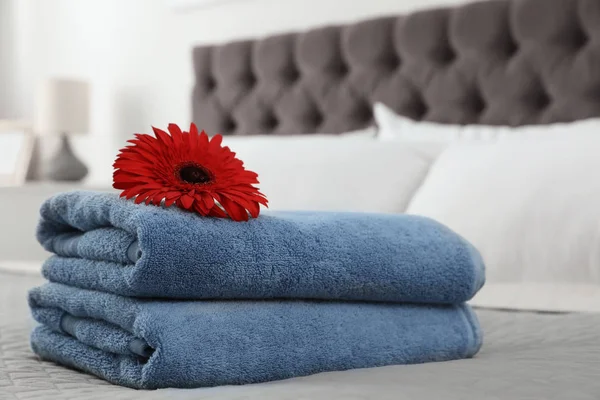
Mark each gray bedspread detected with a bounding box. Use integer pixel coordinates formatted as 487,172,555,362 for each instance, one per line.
1,270,599,400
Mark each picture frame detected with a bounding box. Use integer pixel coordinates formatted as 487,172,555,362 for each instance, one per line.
0,120,34,187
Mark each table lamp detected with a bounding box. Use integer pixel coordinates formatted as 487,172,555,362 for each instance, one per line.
35,78,90,182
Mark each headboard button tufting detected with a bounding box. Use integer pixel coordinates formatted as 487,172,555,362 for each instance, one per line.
192,0,600,134
337,63,349,77
471,91,486,114
387,54,402,71
354,99,374,123
205,77,216,91
264,113,278,130
286,67,300,83
573,29,589,49
245,74,257,88
312,112,324,127
439,47,455,64
223,118,236,133
535,90,551,109
412,99,428,120
504,35,518,58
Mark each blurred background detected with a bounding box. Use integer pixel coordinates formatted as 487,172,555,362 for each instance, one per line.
1,0,599,337
0,0,462,263
0,0,460,185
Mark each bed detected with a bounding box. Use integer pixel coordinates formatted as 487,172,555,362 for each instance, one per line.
3,270,599,399
3,0,600,398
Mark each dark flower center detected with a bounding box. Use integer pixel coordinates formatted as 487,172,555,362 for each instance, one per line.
179,165,212,184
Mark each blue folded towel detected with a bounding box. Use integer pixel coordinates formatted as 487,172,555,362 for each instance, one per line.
29,283,482,389
37,191,485,304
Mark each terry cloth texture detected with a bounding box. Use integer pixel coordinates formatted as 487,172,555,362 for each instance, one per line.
37,191,485,304
29,283,483,389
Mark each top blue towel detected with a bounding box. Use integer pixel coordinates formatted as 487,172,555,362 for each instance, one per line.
37,191,485,303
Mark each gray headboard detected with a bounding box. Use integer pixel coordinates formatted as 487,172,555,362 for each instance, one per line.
192,0,600,136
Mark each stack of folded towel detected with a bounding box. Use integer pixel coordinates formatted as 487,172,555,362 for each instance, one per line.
29,191,485,389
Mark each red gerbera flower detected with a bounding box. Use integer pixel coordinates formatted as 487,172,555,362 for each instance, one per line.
113,123,268,221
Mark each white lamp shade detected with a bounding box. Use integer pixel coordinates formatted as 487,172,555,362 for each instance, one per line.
35,79,90,135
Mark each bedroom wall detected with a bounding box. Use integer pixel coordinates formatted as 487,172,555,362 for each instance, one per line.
0,0,11,117
0,0,17,118
8,0,472,184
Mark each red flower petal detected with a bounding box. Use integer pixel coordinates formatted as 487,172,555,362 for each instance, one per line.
209,134,223,149
225,188,268,205
192,198,209,215
152,192,166,205
168,124,184,147
200,192,215,210
208,204,228,218
220,192,260,218
189,123,199,136
179,194,195,209
220,196,249,222
165,197,179,207
113,123,267,220
152,127,172,147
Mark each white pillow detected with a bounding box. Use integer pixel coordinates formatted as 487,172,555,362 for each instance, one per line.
335,126,377,139
406,136,600,313
221,127,377,144
374,102,600,146
375,103,504,142
222,135,433,213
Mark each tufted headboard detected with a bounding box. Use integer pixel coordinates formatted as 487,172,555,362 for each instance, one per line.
192,0,600,136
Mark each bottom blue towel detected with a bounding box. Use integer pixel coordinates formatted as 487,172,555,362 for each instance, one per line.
29,283,482,389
